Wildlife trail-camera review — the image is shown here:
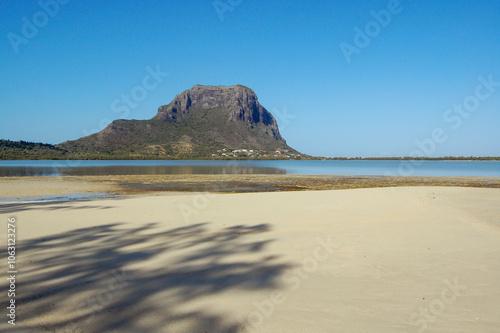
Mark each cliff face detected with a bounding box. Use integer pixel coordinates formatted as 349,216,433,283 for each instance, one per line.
154,85,283,142
60,84,295,157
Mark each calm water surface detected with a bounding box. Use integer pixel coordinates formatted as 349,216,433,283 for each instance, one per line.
0,160,499,177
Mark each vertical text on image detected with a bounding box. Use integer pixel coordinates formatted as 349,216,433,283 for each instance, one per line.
6,217,17,326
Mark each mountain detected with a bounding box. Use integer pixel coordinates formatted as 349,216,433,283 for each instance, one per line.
59,85,300,159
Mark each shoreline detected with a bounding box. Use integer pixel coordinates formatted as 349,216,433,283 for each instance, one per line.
1,174,500,200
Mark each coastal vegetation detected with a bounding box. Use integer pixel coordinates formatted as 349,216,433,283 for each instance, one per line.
1,139,499,161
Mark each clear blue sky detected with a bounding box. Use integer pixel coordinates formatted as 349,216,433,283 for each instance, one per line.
1,0,499,157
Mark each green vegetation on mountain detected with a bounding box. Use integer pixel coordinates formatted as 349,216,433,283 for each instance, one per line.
1,138,498,160
1,85,499,161
58,84,300,159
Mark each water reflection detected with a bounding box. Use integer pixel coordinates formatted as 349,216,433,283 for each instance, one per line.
0,165,286,177
1,160,499,177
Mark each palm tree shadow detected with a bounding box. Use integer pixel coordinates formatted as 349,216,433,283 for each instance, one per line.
3,222,290,332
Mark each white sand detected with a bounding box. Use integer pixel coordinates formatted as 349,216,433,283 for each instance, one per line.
1,186,499,332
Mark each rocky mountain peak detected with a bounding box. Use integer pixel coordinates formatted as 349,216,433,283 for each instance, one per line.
59,84,295,157
154,85,277,128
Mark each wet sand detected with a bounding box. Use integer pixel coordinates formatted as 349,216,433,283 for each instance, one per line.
1,174,500,199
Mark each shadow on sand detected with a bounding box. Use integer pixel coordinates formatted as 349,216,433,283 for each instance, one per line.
2,222,290,332
0,199,116,214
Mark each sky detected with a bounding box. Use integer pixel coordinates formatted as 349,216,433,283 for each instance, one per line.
1,0,499,158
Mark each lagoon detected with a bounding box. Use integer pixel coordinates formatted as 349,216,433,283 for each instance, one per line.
0,160,499,177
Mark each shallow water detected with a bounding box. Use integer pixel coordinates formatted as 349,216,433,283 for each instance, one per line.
0,160,499,177
0,192,115,202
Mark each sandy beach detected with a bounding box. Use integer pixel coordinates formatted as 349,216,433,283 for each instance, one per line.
1,185,499,332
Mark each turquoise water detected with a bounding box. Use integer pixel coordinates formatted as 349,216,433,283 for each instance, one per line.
0,160,499,177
